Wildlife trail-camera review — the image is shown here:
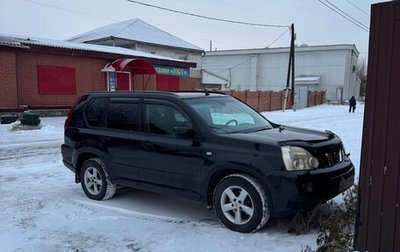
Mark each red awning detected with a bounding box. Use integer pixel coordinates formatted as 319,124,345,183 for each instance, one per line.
101,58,156,74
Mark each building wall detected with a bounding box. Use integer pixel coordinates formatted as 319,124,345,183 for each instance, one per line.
202,54,258,90
0,48,202,109
203,45,360,102
343,50,361,100
15,51,107,107
0,50,18,107
114,43,202,79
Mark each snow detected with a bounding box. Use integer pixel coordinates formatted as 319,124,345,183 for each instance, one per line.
0,33,189,63
67,18,203,51
0,104,363,251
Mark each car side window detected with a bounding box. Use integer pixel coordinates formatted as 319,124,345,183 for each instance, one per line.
145,104,191,136
107,102,140,131
85,98,107,127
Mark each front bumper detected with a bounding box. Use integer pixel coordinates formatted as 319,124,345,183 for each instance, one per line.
266,160,355,218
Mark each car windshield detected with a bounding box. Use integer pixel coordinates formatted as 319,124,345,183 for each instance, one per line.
184,96,273,133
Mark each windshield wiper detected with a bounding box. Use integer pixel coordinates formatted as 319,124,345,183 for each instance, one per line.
257,127,270,132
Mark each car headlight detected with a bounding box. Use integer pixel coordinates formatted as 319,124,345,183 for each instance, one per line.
281,146,320,171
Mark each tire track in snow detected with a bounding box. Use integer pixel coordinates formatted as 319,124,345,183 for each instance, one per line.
74,199,221,227
0,140,62,162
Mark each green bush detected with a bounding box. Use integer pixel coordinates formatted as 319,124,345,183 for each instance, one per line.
1,115,19,124
22,112,40,120
20,118,41,126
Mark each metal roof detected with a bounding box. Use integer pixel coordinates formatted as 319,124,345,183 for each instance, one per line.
0,36,30,49
67,18,203,52
205,44,360,57
0,33,195,64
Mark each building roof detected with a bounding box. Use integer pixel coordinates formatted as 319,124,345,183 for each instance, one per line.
0,36,30,49
67,18,203,52
205,44,360,57
0,33,196,67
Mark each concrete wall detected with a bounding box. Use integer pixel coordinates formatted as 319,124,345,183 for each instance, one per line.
203,45,361,102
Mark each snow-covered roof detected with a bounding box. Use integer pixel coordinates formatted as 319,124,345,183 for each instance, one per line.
0,33,192,64
0,36,30,49
206,44,359,57
68,18,203,52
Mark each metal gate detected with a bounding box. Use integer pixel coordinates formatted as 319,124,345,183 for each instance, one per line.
355,1,400,251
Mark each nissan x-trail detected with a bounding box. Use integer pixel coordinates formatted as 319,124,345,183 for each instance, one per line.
62,91,354,233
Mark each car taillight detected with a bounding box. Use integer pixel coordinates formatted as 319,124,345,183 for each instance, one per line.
64,95,83,131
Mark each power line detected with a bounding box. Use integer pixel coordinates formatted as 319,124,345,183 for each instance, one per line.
323,0,369,30
213,27,292,74
346,0,370,17
324,0,369,29
23,0,117,21
318,0,369,32
266,28,290,48
126,0,289,28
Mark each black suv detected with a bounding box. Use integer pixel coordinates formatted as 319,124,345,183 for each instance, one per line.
62,91,354,233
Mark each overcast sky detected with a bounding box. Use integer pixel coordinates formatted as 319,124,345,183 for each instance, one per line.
0,0,387,58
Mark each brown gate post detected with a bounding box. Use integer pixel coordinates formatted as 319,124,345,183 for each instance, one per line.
355,1,400,251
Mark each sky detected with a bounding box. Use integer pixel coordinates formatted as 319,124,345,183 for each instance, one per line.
0,0,388,58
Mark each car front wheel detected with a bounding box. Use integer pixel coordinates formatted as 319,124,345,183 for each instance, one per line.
80,158,116,200
214,173,270,232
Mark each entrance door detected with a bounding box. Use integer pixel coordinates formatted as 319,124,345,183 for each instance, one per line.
295,87,308,109
116,72,131,91
157,75,179,91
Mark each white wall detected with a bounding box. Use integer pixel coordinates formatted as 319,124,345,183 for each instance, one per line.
202,54,258,90
203,45,360,101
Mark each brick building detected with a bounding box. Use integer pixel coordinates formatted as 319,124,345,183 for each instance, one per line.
0,34,199,111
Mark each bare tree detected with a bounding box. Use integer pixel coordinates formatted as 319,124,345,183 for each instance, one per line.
356,57,367,97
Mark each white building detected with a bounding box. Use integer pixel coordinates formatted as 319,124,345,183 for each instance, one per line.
202,44,361,102
68,18,204,79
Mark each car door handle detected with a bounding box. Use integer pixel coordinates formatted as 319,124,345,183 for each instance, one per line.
99,136,111,143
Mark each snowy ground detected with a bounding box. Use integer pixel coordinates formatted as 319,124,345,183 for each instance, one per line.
0,104,363,252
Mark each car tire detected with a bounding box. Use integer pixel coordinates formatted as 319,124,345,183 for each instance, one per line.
214,173,270,233
80,158,117,201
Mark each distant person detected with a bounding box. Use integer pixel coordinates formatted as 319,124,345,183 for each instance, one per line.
349,96,356,113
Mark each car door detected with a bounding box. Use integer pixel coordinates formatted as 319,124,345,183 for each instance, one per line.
101,98,142,185
138,99,204,199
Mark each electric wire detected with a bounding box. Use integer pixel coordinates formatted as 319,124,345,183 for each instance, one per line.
126,0,289,28
23,0,117,21
318,0,369,32
324,0,369,29
346,0,370,17
213,27,291,74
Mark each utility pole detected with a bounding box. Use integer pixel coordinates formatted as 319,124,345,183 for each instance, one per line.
283,23,295,111
290,23,295,107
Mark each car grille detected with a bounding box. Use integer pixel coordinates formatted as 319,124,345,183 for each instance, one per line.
315,146,344,168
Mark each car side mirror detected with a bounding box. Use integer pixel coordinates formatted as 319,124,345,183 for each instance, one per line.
173,125,194,138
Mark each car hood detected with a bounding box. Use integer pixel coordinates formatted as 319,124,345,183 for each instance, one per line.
229,126,334,144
